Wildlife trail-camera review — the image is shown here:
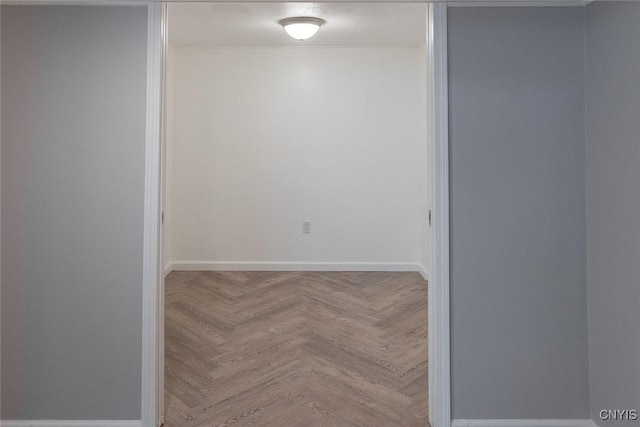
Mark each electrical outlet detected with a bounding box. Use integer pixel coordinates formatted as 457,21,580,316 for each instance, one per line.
303,221,311,234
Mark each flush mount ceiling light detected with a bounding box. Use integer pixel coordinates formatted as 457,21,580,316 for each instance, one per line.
278,17,326,41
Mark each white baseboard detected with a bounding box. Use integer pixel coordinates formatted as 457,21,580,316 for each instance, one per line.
418,264,429,282
1,421,140,427
168,261,424,273
163,263,172,278
452,420,596,427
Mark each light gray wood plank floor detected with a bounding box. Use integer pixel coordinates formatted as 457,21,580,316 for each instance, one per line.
164,271,429,426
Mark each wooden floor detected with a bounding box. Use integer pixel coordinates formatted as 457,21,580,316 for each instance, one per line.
164,271,429,427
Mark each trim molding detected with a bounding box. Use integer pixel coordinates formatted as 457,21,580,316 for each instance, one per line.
0,0,594,6
428,4,451,427
0,2,3,418
418,264,429,282
452,420,596,427
448,1,588,6
0,0,590,4
168,261,425,273
1,422,141,427
141,4,163,427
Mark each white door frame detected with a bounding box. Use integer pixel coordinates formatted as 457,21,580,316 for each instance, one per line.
427,4,451,427
141,3,164,427
141,3,450,427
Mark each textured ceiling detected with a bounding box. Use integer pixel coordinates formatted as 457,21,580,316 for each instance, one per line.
168,3,427,47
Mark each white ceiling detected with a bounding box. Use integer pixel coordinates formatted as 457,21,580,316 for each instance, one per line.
168,3,427,47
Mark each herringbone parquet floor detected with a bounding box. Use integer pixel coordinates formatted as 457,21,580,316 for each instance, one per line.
164,271,429,427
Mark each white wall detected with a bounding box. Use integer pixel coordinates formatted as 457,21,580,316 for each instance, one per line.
421,48,434,277
167,46,428,269
163,44,176,275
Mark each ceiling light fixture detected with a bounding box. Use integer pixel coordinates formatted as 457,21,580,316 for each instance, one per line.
278,17,326,41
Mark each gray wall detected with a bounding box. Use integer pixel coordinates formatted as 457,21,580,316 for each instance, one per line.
448,7,589,419
1,6,148,420
585,2,640,425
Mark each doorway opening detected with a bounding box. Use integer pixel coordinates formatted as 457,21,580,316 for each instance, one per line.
159,3,434,425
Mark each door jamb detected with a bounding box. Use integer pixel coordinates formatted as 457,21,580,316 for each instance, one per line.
141,3,164,427
427,4,451,427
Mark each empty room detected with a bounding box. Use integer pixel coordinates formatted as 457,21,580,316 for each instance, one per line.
161,3,432,426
